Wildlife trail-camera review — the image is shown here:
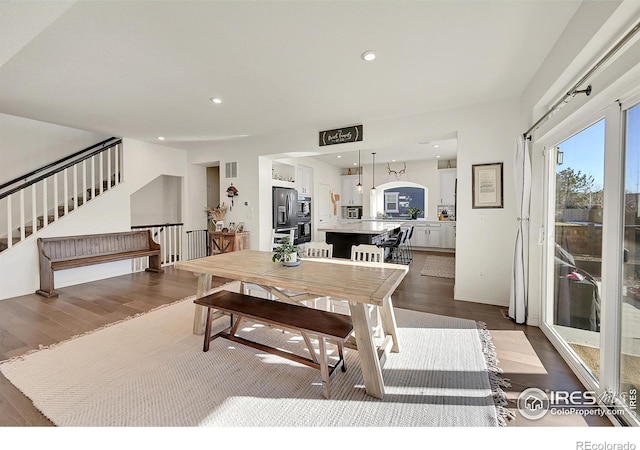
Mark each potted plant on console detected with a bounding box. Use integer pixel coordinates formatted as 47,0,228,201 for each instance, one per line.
406,207,422,220
272,238,299,265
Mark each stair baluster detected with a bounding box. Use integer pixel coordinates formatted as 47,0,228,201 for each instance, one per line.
0,138,122,253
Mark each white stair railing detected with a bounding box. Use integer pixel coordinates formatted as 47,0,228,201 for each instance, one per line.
0,138,123,252
130,223,184,271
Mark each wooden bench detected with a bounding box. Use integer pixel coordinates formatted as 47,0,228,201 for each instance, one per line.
194,290,353,399
36,230,163,298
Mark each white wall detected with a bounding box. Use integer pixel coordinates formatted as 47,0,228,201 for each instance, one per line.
0,113,110,183
130,175,182,226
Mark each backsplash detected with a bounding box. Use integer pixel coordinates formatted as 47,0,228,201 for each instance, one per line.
437,204,455,220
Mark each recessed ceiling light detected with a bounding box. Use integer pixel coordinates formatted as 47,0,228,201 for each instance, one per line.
353,162,358,166
391,159,396,162
157,136,165,140
433,144,439,148
337,155,342,158
436,155,441,158
210,97,222,104
361,50,376,62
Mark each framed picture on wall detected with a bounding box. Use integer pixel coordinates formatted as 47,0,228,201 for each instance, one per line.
472,162,503,208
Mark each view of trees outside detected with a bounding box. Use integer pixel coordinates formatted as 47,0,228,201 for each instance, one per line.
556,167,603,213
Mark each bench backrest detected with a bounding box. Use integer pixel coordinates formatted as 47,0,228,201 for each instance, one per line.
38,230,156,262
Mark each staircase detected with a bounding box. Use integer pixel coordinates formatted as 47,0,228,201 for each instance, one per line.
0,138,123,253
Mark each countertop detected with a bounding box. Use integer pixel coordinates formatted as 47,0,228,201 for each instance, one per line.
318,221,404,234
360,218,456,224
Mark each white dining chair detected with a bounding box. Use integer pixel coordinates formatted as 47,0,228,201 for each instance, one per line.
288,241,334,308
350,244,384,263
301,241,333,258
271,229,295,250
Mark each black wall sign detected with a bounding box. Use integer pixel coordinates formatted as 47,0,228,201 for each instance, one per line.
319,125,363,146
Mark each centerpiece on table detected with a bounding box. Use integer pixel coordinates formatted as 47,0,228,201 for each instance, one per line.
272,238,299,266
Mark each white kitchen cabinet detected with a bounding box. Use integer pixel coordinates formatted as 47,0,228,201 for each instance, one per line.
443,222,456,248
439,168,457,204
341,174,363,206
424,223,444,247
296,164,313,196
411,223,427,247
450,223,456,248
408,221,455,249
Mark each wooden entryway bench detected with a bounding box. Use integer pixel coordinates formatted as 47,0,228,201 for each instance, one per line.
36,230,163,298
194,290,353,399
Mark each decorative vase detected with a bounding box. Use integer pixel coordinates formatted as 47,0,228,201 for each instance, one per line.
284,252,297,263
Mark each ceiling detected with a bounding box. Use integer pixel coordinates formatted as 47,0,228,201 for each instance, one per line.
0,1,582,164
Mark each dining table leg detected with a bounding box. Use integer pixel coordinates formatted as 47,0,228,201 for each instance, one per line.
192,273,212,335
379,296,400,353
349,301,385,399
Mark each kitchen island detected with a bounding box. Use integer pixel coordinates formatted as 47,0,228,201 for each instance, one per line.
318,221,403,259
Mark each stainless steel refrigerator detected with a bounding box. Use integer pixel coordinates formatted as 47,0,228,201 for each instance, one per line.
272,187,298,241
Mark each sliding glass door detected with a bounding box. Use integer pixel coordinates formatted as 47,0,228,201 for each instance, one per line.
551,119,605,381
543,99,640,425
621,101,640,422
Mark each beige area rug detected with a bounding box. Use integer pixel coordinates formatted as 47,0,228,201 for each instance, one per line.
0,293,511,427
420,255,455,278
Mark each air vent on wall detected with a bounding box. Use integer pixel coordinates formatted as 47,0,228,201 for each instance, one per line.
225,161,237,178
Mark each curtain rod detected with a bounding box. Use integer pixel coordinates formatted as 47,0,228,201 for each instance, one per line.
524,19,640,139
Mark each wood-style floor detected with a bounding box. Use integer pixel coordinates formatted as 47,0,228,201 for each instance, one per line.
0,250,611,426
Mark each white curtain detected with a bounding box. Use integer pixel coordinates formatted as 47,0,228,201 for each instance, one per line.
509,135,531,324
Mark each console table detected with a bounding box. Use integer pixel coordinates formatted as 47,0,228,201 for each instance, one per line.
210,231,249,254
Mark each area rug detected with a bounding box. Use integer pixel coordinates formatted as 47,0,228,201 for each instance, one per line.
0,296,511,427
420,255,455,278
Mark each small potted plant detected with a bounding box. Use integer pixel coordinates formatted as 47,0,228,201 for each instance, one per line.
272,237,299,264
406,207,422,220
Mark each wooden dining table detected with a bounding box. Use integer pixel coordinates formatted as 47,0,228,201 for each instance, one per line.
174,249,409,399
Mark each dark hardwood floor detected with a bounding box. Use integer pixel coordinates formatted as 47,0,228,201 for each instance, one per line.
0,250,611,426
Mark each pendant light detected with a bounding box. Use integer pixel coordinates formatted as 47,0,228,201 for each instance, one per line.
356,150,363,193
371,152,377,191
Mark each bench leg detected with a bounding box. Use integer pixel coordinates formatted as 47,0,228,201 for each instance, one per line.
36,267,58,298
203,307,214,352
338,341,346,372
318,337,331,399
146,254,164,273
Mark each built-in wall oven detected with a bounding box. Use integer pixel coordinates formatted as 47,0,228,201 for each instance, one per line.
297,195,311,219
296,195,312,244
297,219,311,244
